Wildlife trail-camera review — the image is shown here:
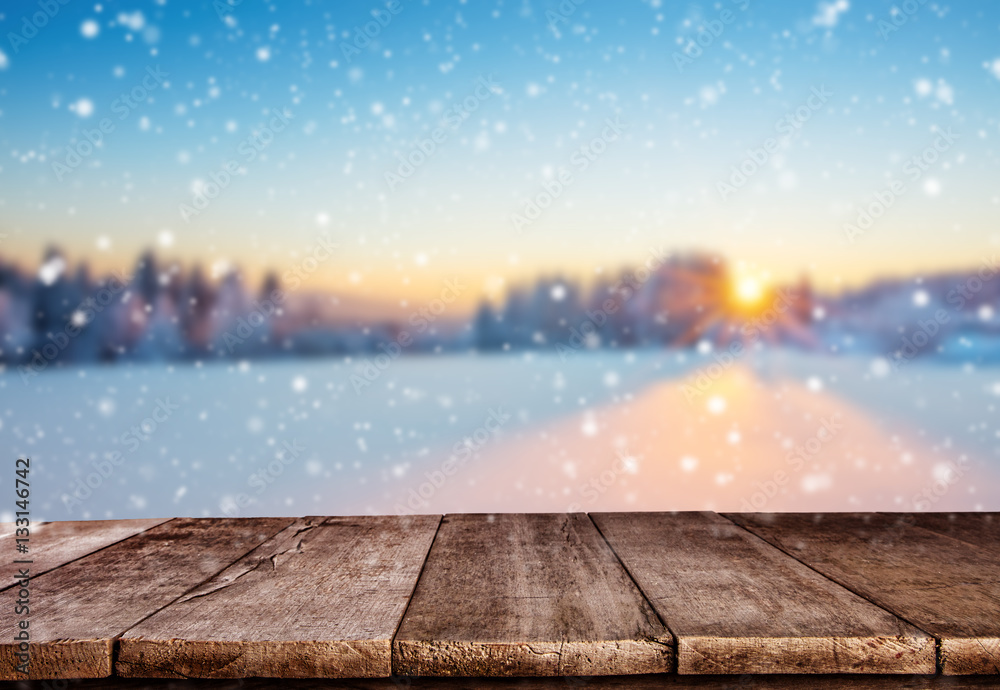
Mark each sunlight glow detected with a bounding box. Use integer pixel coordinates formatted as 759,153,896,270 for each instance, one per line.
735,276,763,305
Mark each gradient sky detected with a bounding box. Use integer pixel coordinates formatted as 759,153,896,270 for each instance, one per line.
1,0,999,309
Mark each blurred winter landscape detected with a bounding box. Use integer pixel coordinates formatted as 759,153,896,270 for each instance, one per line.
3,246,1000,521
5,347,1000,522
5,246,1000,370
2,0,1000,519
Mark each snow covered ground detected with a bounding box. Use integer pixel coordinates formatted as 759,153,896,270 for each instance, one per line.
3,348,999,521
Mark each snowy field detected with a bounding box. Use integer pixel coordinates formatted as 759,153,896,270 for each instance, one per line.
3,348,999,521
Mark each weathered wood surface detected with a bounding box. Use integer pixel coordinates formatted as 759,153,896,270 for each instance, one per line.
42,673,1000,689
0,517,293,681
0,518,169,590
726,513,1000,676
7,513,1000,681
886,512,1000,552
592,512,935,675
117,515,441,679
393,513,673,677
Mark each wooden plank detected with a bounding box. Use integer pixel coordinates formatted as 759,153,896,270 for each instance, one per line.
117,515,441,679
884,513,1000,553
393,513,673,677
0,518,170,589
0,517,293,681
591,512,935,675
39,674,1000,689
727,513,1000,675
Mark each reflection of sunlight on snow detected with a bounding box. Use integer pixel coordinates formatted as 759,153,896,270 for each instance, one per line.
416,353,997,514
20,348,1000,518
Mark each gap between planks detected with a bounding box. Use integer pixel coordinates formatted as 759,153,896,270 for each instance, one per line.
725,513,1000,676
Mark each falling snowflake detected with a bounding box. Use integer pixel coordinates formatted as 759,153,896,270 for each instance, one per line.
680,456,699,472
71,98,95,118
38,255,67,285
81,20,100,38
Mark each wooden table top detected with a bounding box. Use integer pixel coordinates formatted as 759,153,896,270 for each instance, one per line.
2,512,998,683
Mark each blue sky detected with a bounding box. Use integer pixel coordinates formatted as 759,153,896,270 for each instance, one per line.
1,0,999,306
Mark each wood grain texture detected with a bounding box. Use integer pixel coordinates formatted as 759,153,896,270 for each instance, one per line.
117,515,441,679
38,674,1000,689
0,518,170,591
884,513,1000,553
393,513,673,677
726,513,1000,676
0,517,293,681
592,512,935,675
